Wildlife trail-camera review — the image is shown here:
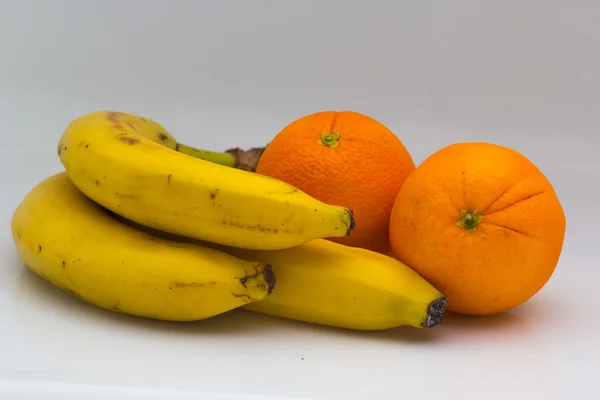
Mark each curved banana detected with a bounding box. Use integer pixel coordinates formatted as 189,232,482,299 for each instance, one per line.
216,239,447,330
57,111,355,250
10,172,276,321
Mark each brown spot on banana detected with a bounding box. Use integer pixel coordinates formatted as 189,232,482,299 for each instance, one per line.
230,292,253,302
107,112,121,123
170,281,217,289
209,189,219,204
221,220,296,235
114,192,139,201
118,135,140,145
126,122,139,132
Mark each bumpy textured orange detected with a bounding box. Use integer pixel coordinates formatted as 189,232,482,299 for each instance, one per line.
256,111,415,253
389,142,566,316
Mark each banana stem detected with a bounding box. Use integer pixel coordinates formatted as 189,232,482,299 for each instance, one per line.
176,143,237,168
225,146,267,172
176,142,267,172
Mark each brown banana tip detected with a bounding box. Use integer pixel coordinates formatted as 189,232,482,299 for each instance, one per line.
346,209,356,236
421,297,448,328
226,146,266,172
263,264,276,294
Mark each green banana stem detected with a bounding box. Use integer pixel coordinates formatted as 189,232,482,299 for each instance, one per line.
176,142,266,172
175,143,237,168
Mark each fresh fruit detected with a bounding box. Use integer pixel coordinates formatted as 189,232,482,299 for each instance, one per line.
255,111,415,254
57,111,355,250
389,142,566,316
10,172,276,321
211,239,447,330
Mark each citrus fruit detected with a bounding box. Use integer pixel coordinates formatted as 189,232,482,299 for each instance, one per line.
389,142,566,315
255,111,415,253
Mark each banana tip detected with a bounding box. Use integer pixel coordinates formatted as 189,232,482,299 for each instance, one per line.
422,297,448,328
346,209,356,236
263,263,276,294
240,263,276,295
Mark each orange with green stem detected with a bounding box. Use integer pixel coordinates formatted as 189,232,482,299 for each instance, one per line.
253,110,416,254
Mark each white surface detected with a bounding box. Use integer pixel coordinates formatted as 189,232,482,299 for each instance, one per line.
1,1,599,399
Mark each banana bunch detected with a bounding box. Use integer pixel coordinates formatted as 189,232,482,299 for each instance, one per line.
10,110,448,330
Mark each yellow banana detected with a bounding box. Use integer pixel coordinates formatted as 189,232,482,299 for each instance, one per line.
10,172,276,321
57,110,355,250
214,239,448,330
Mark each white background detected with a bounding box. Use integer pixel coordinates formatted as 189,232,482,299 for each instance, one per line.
1,1,598,399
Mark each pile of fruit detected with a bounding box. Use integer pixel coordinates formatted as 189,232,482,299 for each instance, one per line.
10,110,566,332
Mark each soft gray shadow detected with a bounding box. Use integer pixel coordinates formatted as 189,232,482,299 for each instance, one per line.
14,264,444,345
13,266,277,336
234,309,444,344
433,308,537,344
